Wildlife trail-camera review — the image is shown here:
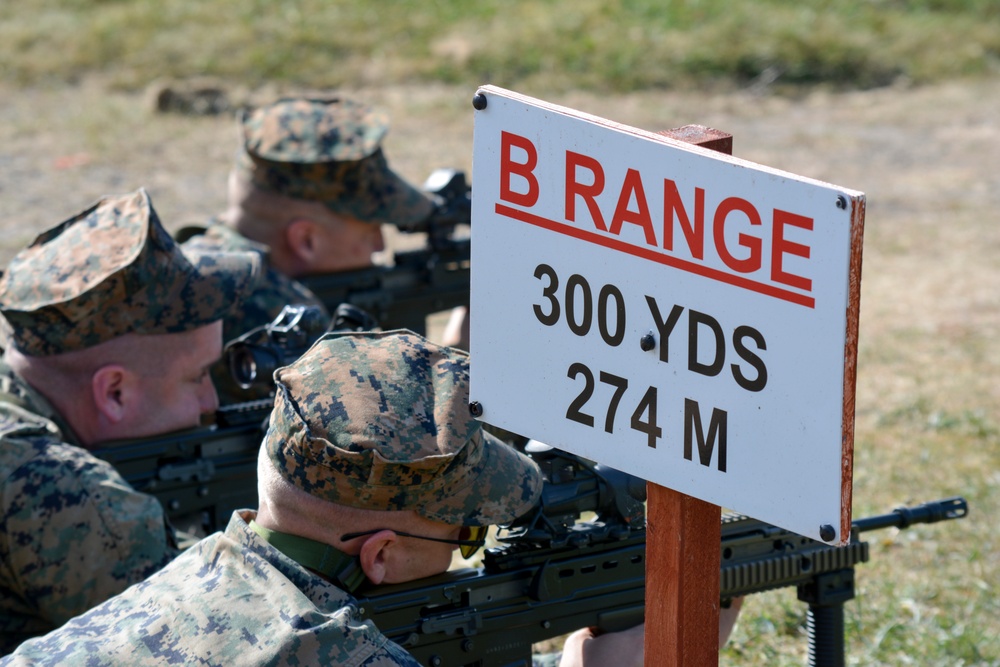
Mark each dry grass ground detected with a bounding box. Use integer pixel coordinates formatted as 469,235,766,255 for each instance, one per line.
1,77,997,664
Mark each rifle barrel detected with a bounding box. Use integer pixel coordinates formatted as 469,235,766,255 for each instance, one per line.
852,496,967,533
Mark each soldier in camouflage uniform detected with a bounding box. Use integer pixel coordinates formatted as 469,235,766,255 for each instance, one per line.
181,96,435,402
0,331,650,666
0,189,259,654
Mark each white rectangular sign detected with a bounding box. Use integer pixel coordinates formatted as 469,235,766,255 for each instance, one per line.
469,86,865,544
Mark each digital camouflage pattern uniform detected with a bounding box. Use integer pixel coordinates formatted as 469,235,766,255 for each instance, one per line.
1,331,547,665
0,363,178,655
0,189,259,654
264,331,541,525
1,510,422,667
181,97,434,402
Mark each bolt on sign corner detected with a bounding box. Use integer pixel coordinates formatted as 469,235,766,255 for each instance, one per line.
469,85,865,545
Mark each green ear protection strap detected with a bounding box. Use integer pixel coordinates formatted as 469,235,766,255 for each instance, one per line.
249,519,366,593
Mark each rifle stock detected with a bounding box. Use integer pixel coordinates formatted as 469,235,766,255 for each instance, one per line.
357,529,646,667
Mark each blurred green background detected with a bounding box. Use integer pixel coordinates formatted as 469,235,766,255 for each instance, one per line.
2,0,999,93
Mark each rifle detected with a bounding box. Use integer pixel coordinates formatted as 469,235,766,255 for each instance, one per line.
355,446,969,667
299,168,472,336
93,399,968,666
92,398,269,536
90,295,967,666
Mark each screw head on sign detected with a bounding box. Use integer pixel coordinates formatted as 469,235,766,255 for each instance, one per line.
472,93,487,110
469,401,484,417
640,333,656,351
836,195,848,210
819,524,836,542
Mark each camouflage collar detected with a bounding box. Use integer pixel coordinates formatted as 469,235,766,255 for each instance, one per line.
204,223,273,259
0,361,82,446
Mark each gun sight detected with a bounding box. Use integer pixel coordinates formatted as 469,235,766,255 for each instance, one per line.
395,169,472,246
225,303,376,391
498,444,646,548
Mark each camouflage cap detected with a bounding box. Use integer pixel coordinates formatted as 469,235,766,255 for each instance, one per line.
237,97,434,227
265,330,543,526
0,188,261,356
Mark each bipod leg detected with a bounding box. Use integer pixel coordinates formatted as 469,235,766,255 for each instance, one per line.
797,568,855,667
805,601,845,667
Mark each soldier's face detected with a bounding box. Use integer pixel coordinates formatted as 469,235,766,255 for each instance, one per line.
125,321,223,437
382,519,465,584
307,212,385,274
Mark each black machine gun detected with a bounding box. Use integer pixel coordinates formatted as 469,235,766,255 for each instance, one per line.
94,402,967,666
90,291,967,666
356,445,968,667
300,168,472,335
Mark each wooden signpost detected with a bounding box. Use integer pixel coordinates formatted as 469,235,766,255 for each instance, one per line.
468,86,866,665
646,125,733,665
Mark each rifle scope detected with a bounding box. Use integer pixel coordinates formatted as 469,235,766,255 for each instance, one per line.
225,303,376,390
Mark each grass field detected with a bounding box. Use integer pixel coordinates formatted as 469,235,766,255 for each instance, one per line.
1,0,999,93
1,1,998,664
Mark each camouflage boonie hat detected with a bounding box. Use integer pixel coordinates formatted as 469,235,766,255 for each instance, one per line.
265,330,543,526
0,188,261,356
237,97,434,227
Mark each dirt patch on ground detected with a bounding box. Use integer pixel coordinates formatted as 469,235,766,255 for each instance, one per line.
3,78,997,252
2,76,998,412
3,76,997,390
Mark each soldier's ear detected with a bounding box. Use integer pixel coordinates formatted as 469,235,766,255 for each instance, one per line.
285,218,322,264
90,364,134,424
357,529,398,585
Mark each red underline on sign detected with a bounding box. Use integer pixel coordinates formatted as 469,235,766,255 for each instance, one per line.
495,203,816,309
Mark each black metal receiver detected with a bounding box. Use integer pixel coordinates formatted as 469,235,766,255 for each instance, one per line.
92,398,272,536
